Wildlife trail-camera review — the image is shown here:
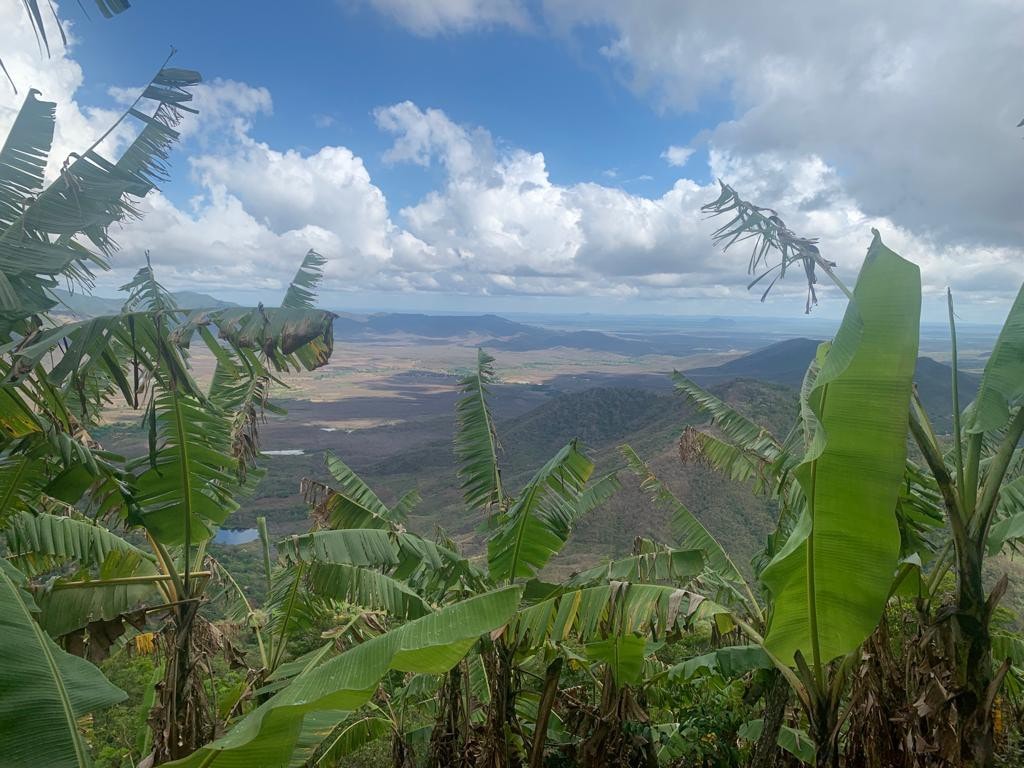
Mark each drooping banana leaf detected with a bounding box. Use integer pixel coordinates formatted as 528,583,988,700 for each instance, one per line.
487,440,594,582
456,348,504,510
512,581,732,648
4,511,160,636
962,283,1024,435
0,560,126,768
565,548,704,588
210,305,335,372
304,562,432,620
276,529,400,568
761,233,920,668
169,586,521,768
4,510,155,576
129,387,238,545
665,645,772,681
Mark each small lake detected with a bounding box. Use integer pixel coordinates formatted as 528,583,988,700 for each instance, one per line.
214,528,259,545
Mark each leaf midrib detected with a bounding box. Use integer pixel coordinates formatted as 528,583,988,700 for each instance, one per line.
3,567,90,767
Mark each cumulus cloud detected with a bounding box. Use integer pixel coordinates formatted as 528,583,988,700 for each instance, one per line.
374,101,765,299
116,131,434,295
661,145,694,168
364,0,530,35
5,0,1021,316
0,6,129,180
355,0,1024,309
541,0,1024,251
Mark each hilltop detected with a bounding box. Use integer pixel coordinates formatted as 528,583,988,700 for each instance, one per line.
52,288,237,317
687,337,979,432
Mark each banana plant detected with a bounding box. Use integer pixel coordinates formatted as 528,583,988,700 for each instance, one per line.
167,586,524,767
695,207,923,767
0,64,342,766
209,349,623,767
707,182,1024,767
0,60,201,768
0,558,127,768
907,284,1024,766
620,444,804,768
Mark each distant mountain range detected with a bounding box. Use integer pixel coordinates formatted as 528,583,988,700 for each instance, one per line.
334,313,526,338
333,312,742,356
52,289,236,317
685,336,978,431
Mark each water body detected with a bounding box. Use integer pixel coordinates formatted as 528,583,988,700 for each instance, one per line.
262,449,306,456
214,528,259,545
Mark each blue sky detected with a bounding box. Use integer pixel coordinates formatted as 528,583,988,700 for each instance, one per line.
2,0,1022,322
71,2,719,208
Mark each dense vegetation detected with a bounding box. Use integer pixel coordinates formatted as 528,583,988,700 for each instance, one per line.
1,58,1023,768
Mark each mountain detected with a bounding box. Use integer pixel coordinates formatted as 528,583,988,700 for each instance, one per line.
685,337,823,388
52,288,237,317
499,387,678,472
686,337,979,431
334,313,533,339
486,329,657,356
913,356,981,430
331,312,744,356
172,291,239,310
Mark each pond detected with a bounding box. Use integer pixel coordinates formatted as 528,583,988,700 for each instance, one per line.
214,528,259,545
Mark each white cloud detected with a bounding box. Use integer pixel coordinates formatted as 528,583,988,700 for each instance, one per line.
364,0,529,35
661,145,694,167
374,102,762,299
5,0,1022,317
115,132,437,296
354,0,1024,309
542,0,1024,253
0,4,130,180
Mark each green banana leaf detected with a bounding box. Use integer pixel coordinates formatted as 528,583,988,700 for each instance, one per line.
487,441,594,582
565,548,704,588
761,233,920,668
585,635,648,686
4,512,160,636
963,283,1024,434
0,560,126,768
170,586,521,767
667,645,773,680
456,348,504,510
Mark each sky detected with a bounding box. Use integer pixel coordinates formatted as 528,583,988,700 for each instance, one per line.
0,0,1022,322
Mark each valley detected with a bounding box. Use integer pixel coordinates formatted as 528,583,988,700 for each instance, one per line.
94,309,992,588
